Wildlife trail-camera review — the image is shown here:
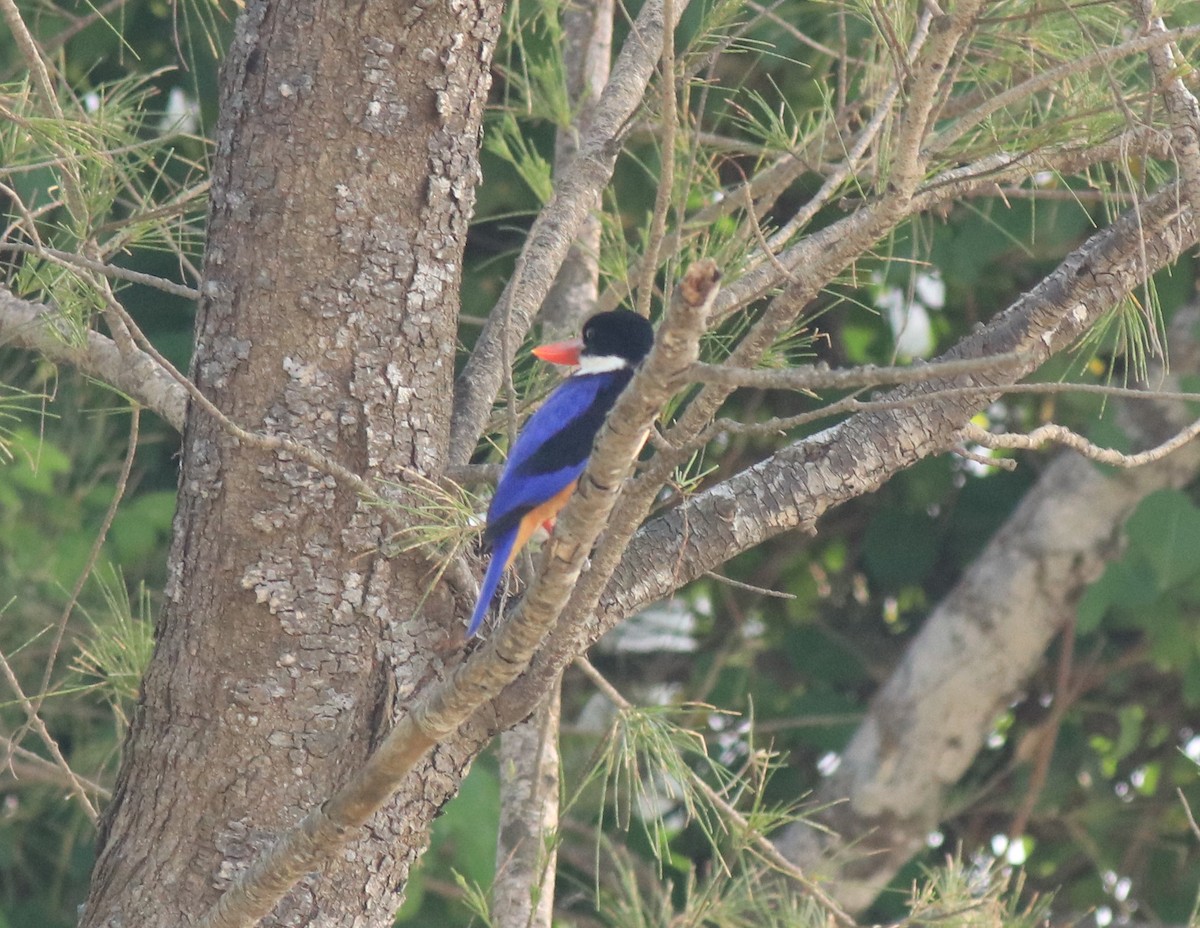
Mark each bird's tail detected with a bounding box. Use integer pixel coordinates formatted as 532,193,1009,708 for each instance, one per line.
467,527,518,637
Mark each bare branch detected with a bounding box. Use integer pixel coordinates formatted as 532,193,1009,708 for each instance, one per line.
5,240,201,300
494,2,617,922
0,286,188,429
1136,1,1200,206
0,733,110,799
0,0,62,119
704,380,1200,446
689,351,1027,393
703,571,796,600
0,0,128,82
0,646,98,821
494,693,561,928
962,416,1200,468
634,0,677,319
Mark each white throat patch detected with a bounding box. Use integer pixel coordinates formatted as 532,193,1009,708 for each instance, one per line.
574,354,629,375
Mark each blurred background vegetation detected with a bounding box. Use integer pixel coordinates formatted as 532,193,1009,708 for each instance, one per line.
3,0,1200,925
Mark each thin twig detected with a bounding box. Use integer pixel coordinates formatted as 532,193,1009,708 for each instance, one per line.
953,443,1016,471
4,241,201,300
573,655,629,709
0,0,62,117
962,416,1200,468
1178,787,1200,845
0,0,127,82
0,732,111,798
704,380,1200,448
744,0,867,65
0,647,98,821
703,571,796,599
635,0,676,320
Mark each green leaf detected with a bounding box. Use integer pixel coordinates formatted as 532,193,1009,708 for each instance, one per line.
1113,704,1145,762
1125,489,1200,590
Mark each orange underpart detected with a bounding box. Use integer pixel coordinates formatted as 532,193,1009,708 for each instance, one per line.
504,479,579,570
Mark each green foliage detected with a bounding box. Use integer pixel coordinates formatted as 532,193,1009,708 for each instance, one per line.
484,113,555,205
496,0,572,128
910,858,1049,928
72,565,155,714
0,10,206,924
0,390,171,925
0,385,47,462
1,72,207,326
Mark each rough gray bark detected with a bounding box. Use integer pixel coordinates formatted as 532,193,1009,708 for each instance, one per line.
80,1,502,925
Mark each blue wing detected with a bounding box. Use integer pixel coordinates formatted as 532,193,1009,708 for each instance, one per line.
469,369,631,635
484,372,628,542
468,524,518,636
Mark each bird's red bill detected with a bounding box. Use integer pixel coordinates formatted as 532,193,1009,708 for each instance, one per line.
532,338,583,366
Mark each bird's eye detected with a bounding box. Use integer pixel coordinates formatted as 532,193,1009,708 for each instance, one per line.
583,325,594,342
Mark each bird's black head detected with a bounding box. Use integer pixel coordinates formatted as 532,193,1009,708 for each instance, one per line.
580,309,655,369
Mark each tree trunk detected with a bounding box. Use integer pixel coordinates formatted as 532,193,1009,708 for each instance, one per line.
81,1,502,924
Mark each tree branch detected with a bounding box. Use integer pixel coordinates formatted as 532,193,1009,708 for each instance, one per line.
962,416,1200,468
4,240,201,300
1137,0,1200,206
0,286,187,428
689,351,1027,393
493,1,617,922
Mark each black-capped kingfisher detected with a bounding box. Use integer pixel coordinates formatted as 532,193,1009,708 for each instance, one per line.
467,309,655,636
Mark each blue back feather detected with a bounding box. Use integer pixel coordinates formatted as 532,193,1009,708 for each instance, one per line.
468,368,633,636
484,371,629,541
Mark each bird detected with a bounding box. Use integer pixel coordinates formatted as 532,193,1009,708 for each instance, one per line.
466,308,656,636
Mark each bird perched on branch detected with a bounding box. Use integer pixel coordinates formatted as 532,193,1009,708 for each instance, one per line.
467,309,656,636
